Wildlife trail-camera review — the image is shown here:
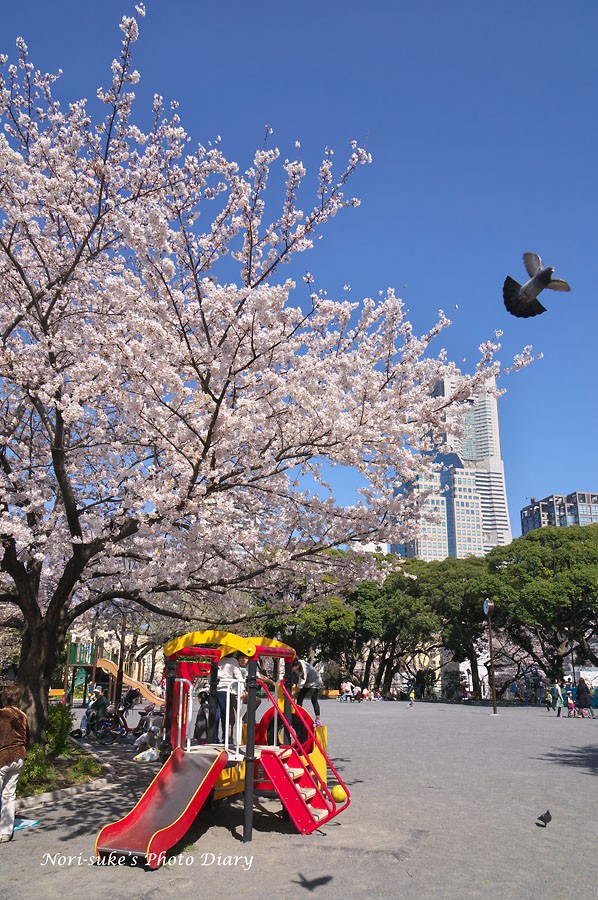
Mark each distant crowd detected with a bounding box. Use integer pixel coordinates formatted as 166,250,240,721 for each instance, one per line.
339,682,383,702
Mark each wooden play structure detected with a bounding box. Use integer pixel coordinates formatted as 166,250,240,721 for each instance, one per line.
95,630,350,868
62,638,163,707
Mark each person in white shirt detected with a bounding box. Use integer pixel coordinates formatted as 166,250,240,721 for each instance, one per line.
215,653,244,742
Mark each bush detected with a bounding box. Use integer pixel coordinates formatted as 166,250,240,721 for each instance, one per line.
18,745,104,798
46,704,74,757
18,745,58,796
70,754,104,781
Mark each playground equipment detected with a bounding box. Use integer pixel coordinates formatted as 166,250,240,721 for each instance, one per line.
62,639,163,708
95,658,163,706
96,630,350,868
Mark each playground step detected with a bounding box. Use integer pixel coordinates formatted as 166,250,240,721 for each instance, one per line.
252,745,293,761
308,806,328,823
284,765,304,781
298,787,316,802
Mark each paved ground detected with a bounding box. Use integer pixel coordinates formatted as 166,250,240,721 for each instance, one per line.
4,700,597,900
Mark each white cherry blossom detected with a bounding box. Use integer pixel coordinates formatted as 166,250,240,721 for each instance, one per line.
0,12,533,739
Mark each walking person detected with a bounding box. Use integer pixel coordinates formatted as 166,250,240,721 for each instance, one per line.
292,658,323,727
575,677,594,719
0,685,30,843
550,679,564,718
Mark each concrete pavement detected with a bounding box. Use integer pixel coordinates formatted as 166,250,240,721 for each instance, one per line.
3,700,597,899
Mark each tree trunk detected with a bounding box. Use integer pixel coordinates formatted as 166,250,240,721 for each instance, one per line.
148,648,157,684
374,644,391,692
127,630,139,675
467,648,481,699
362,643,376,689
380,639,398,695
343,649,357,682
17,620,66,747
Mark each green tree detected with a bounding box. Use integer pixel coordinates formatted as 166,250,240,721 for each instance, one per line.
414,556,491,698
373,571,439,695
344,580,388,684
281,598,356,664
488,525,598,680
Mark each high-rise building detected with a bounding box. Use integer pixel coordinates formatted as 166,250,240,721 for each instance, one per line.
441,454,485,558
434,376,512,554
395,456,485,560
393,376,512,560
397,471,449,561
520,492,598,534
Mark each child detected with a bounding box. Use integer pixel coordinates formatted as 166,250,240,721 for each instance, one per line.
134,724,161,751
408,689,415,708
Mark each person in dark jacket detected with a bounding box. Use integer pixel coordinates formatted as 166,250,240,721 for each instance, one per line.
193,691,210,744
86,687,109,734
0,685,30,843
575,678,595,719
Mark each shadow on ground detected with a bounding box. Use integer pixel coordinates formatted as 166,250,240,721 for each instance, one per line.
533,744,598,775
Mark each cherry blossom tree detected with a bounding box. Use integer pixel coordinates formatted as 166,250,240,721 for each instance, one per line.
0,10,532,742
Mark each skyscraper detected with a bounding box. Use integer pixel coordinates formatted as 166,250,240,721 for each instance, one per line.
434,376,512,554
394,376,512,560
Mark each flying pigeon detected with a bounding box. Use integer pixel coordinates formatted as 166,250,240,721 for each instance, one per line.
536,809,552,827
503,253,571,318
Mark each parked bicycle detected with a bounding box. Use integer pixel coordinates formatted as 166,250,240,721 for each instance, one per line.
96,689,163,743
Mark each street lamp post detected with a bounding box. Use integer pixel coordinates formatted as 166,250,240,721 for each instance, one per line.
484,599,498,715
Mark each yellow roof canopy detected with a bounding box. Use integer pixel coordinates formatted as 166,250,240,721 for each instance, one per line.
162,629,295,661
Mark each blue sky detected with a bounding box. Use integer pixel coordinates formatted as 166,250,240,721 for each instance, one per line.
3,1,597,536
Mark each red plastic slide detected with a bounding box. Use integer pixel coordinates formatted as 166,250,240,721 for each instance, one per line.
95,746,228,868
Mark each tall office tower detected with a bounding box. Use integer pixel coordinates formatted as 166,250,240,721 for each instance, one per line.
433,376,512,553
398,471,449,561
520,491,598,534
440,454,485,558
394,377,512,560
395,457,485,560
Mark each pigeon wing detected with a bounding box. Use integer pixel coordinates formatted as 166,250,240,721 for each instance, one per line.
503,275,521,313
523,252,542,277
546,277,571,292
503,276,547,317
519,297,547,317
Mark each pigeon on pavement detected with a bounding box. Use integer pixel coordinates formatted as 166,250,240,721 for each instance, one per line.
503,253,571,318
536,809,552,827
